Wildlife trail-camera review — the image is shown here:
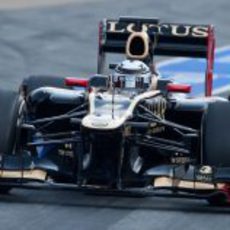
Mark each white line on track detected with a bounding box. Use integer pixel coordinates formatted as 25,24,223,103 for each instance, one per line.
157,46,230,95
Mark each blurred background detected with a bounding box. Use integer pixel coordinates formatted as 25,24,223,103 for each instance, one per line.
0,0,229,229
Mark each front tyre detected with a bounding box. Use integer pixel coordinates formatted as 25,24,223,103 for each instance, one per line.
203,102,230,206
0,89,22,193
202,101,230,167
0,89,22,154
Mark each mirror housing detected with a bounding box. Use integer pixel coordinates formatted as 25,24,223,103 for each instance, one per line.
89,74,109,89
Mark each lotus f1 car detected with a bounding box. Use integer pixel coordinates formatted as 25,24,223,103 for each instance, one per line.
0,17,230,205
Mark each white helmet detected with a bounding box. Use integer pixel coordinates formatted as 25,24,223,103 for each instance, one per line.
114,60,152,89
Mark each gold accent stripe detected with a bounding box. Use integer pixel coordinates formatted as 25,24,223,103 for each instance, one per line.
0,169,47,181
154,177,216,190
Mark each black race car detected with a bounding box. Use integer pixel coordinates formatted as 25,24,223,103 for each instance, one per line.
0,17,229,206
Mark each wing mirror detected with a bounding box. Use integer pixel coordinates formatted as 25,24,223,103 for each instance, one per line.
109,63,118,70
89,74,110,90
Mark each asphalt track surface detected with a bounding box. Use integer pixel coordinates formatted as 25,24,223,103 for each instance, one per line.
0,0,230,229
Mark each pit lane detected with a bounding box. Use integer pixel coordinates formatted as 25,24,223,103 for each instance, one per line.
0,0,230,229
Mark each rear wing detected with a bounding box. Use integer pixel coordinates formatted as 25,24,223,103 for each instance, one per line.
98,17,215,96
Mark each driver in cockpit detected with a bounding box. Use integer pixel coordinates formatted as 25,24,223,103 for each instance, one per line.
112,59,159,91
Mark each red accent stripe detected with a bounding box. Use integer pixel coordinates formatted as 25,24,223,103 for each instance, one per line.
65,77,88,87
205,26,215,97
167,83,191,93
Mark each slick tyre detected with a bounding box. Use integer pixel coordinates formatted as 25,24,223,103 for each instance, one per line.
0,89,22,155
202,102,230,167
0,89,22,194
21,75,68,96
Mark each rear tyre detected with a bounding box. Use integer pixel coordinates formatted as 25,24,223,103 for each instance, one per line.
21,75,68,96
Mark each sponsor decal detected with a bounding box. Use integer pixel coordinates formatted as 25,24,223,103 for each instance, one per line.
107,20,209,38
195,166,213,183
157,46,230,96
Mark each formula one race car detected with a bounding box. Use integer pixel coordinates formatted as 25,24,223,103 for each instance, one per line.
0,17,230,206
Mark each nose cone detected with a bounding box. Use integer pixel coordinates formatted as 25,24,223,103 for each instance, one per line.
82,114,127,130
